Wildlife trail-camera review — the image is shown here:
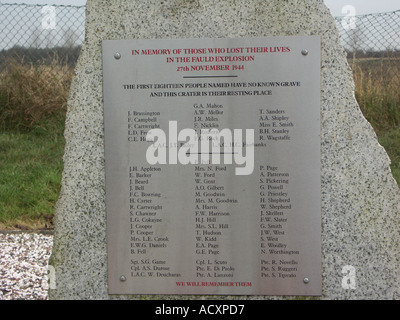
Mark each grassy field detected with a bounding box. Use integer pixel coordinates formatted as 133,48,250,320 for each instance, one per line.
0,61,69,229
0,57,399,229
350,57,400,183
0,128,64,229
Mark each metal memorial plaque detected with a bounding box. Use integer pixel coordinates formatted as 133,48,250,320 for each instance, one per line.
103,36,321,295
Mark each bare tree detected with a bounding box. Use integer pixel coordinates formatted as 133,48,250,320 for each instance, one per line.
29,27,42,49
62,27,78,49
347,26,365,62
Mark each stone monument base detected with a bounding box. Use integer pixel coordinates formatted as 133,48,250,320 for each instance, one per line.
49,0,400,300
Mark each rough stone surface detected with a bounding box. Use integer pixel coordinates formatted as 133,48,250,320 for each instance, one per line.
49,0,400,299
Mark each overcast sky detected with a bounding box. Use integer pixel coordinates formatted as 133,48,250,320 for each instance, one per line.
1,0,399,16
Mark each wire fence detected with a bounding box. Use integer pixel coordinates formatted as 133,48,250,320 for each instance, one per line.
335,10,400,55
0,3,85,72
335,9,400,86
0,3,399,81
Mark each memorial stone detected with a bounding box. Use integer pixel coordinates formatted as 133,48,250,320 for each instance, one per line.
49,0,400,300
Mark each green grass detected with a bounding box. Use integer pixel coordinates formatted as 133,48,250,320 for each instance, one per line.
377,126,400,184
0,126,65,228
0,60,69,229
351,58,400,186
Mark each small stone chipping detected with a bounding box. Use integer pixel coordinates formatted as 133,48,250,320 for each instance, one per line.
0,233,53,300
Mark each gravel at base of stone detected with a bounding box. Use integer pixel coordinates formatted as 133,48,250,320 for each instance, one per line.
0,233,53,300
